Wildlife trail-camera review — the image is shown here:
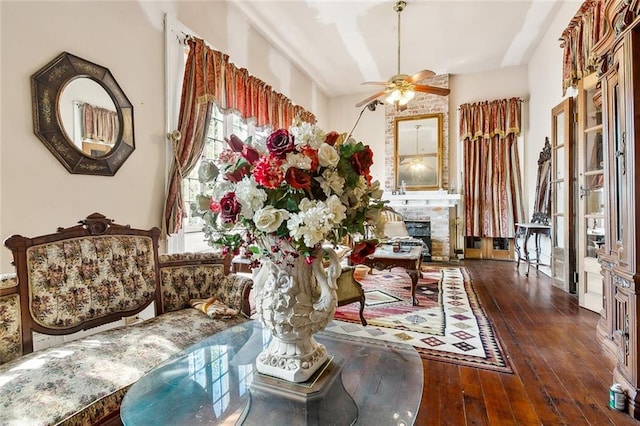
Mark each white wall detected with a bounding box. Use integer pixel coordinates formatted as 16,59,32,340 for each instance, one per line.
525,0,582,273
0,1,329,272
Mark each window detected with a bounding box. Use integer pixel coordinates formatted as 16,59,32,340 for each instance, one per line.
181,104,271,251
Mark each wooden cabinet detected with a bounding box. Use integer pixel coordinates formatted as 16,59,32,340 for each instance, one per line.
596,3,640,418
464,237,514,261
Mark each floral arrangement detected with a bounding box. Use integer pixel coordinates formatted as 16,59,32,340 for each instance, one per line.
192,121,385,267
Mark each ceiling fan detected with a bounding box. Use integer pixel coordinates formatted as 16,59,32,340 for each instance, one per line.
355,1,450,110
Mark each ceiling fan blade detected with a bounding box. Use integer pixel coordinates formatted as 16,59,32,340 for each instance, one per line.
355,91,385,108
406,69,435,83
413,84,451,96
361,81,388,86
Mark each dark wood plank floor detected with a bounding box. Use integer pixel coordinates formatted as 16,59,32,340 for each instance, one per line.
415,259,638,425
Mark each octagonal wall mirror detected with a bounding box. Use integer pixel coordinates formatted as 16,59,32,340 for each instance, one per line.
31,52,134,176
394,113,443,190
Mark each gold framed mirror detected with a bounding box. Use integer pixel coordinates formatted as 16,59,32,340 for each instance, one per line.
31,52,134,176
394,113,443,190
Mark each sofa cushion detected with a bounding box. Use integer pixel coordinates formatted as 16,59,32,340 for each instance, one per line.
190,297,238,318
0,309,247,426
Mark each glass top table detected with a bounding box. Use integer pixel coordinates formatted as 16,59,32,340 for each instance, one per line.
120,320,423,425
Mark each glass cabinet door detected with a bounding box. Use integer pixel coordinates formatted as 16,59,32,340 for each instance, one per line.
577,73,604,312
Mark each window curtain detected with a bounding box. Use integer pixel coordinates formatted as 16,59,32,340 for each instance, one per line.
459,97,525,239
560,0,605,95
163,36,317,235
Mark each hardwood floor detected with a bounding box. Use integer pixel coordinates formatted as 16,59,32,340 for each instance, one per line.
415,260,638,425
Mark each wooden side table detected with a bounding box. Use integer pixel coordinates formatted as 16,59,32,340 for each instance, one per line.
359,245,423,305
514,222,551,276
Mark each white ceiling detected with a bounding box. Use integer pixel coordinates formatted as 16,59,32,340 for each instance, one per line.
232,0,572,98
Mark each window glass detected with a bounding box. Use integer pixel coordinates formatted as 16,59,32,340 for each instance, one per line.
181,105,264,249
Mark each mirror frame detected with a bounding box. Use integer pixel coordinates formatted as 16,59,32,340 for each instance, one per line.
31,52,134,176
394,113,443,190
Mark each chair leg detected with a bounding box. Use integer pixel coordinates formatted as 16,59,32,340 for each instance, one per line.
358,297,367,326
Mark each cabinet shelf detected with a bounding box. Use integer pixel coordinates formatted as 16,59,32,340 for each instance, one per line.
585,124,603,133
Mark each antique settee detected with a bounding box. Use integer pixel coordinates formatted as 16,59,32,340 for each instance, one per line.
0,213,253,425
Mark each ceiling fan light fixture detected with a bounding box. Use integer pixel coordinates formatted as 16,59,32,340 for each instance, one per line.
385,87,414,106
354,1,450,109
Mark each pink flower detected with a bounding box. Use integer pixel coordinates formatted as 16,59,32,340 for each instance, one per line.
305,255,315,265
266,128,295,158
253,156,285,189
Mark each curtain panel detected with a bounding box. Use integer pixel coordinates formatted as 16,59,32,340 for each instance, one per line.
560,0,605,95
459,97,525,239
164,36,317,235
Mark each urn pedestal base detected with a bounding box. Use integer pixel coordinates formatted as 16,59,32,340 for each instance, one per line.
255,336,328,383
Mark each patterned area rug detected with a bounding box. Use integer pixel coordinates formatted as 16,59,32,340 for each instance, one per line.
328,265,513,373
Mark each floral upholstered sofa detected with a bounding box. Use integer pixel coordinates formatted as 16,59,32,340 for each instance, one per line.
0,213,252,426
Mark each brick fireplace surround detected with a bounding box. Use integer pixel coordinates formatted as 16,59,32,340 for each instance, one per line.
382,74,457,261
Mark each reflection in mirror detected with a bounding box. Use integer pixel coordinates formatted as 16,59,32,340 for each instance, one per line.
394,113,442,190
59,78,120,157
31,51,134,176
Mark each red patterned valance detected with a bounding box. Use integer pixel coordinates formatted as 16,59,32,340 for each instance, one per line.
559,0,605,95
186,36,316,129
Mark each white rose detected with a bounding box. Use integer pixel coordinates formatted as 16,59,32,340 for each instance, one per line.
254,206,290,233
317,143,340,168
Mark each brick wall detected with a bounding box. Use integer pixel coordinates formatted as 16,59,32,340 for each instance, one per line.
384,74,452,260
384,74,450,191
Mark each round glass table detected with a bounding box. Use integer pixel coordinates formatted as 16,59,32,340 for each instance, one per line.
121,320,423,425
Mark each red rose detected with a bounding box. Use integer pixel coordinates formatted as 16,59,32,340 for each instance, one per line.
209,199,220,213
219,192,241,223
285,167,311,190
225,163,251,183
349,240,377,264
266,129,295,158
324,131,340,146
350,146,374,175
225,134,244,152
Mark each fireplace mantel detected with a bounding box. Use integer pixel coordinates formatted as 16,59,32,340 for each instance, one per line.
383,191,461,207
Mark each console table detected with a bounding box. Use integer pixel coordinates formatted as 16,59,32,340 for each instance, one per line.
514,222,551,276
120,321,423,425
